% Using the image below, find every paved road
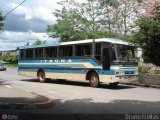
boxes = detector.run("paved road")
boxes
[0,68,160,114]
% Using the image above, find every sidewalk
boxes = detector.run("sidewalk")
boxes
[0,84,54,109]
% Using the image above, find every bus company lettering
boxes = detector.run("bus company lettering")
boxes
[41,59,72,63]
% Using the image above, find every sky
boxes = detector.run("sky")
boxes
[0,0,61,51]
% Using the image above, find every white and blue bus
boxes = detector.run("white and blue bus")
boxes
[18,38,138,87]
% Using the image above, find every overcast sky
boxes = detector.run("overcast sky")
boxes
[0,0,61,51]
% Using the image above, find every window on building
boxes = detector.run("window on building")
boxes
[58,46,73,57]
[26,49,33,59]
[75,44,92,57]
[45,47,57,58]
[20,49,25,59]
[35,48,43,58]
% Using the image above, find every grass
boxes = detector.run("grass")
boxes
[5,63,18,69]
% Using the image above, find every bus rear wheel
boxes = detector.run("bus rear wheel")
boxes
[89,73,99,87]
[38,71,47,83]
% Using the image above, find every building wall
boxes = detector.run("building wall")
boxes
[0,50,17,56]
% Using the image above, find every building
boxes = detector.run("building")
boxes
[0,50,17,56]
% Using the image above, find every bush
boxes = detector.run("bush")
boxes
[132,73,160,86]
[154,70,160,74]
[138,66,150,73]
[0,55,18,63]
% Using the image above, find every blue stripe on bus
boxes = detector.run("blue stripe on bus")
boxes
[19,64,85,68]
[18,59,137,68]
[18,59,101,67]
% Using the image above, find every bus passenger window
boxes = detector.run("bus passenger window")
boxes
[95,43,101,61]
[75,44,91,57]
[20,49,25,59]
[35,48,43,59]
[26,49,33,59]
[58,46,73,57]
[45,47,57,58]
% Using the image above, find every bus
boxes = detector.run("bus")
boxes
[18,38,138,87]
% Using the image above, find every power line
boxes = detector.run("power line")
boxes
[4,0,27,17]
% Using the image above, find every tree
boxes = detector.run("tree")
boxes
[114,0,144,37]
[99,0,119,36]
[0,11,4,31]
[133,0,160,66]
[0,54,18,63]
[48,5,87,42]
[33,39,46,45]
[47,0,145,42]
[47,0,119,42]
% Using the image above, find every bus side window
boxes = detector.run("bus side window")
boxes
[58,46,73,57]
[35,48,43,59]
[26,49,33,59]
[45,47,57,58]
[75,44,91,57]
[20,49,25,59]
[95,43,101,61]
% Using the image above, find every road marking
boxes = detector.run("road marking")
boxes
[5,85,13,88]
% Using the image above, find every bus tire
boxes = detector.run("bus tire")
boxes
[38,71,47,83]
[89,72,99,87]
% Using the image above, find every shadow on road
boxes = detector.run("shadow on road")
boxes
[49,98,160,114]
[20,79,136,90]
[0,98,159,120]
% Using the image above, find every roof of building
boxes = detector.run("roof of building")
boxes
[19,38,131,49]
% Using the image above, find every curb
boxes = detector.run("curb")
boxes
[0,96,54,109]
[0,85,54,109]
[120,82,160,89]
[34,97,54,109]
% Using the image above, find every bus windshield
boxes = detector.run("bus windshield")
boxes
[112,44,136,63]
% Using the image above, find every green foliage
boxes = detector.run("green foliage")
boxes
[0,54,18,63]
[33,39,46,45]
[132,73,160,86]
[5,63,18,69]
[138,66,150,73]
[0,11,4,31]
[47,0,105,41]
[154,70,160,74]
[133,15,160,66]
[47,0,140,42]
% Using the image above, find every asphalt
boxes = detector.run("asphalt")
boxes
[0,81,54,109]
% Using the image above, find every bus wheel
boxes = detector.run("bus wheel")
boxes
[38,71,46,83]
[89,73,99,87]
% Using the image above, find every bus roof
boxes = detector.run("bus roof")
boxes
[19,38,131,49]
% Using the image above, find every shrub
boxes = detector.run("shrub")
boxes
[0,55,18,63]
[138,66,150,73]
[154,70,160,74]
